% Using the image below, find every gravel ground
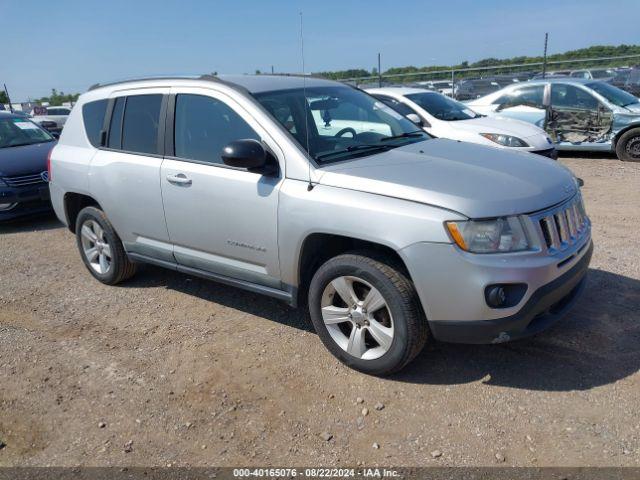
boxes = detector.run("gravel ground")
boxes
[0,154,639,467]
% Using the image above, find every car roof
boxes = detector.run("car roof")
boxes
[366,87,437,96]
[87,74,342,95]
[510,77,598,87]
[0,111,24,119]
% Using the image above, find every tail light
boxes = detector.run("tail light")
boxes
[46,148,53,182]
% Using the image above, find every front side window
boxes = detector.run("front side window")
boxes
[406,92,479,121]
[82,99,108,147]
[551,84,599,110]
[174,94,259,165]
[494,85,545,109]
[121,94,162,154]
[0,117,53,148]
[253,85,427,163]
[586,82,639,108]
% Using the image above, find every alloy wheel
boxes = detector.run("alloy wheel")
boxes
[80,219,112,274]
[320,275,394,360]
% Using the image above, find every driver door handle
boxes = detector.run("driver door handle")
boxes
[166,173,192,186]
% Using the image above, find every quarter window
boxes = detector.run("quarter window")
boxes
[174,94,259,165]
[82,99,108,148]
[121,94,163,155]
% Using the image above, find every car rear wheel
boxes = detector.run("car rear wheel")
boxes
[615,128,640,162]
[308,252,428,376]
[75,206,137,285]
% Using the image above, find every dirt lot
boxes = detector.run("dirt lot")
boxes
[1,154,639,468]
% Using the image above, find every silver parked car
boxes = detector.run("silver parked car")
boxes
[49,75,592,375]
[467,78,640,161]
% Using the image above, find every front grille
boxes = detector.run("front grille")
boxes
[1,172,46,187]
[534,194,589,253]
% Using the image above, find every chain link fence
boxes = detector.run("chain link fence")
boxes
[339,54,640,100]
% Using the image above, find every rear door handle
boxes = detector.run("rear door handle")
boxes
[166,173,192,186]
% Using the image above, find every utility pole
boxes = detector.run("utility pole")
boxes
[378,52,382,87]
[271,65,274,74]
[3,84,14,112]
[542,32,549,79]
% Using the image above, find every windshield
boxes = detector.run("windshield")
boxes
[253,85,428,163]
[587,82,639,107]
[405,92,480,121]
[0,117,54,148]
[591,70,612,79]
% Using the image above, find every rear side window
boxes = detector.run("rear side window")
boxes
[494,85,545,109]
[121,94,162,155]
[108,97,125,149]
[373,95,417,117]
[82,99,108,147]
[174,94,259,165]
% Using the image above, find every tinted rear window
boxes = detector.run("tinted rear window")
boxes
[108,97,125,149]
[121,94,162,155]
[82,99,108,147]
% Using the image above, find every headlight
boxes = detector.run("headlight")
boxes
[480,133,529,147]
[445,217,530,253]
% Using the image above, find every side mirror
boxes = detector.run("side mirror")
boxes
[51,132,60,140]
[221,139,276,174]
[405,113,423,126]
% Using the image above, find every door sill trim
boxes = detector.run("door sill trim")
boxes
[127,252,295,305]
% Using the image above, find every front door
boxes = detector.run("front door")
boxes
[547,83,613,144]
[160,88,283,288]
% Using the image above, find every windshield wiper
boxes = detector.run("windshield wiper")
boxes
[315,144,394,160]
[380,130,425,142]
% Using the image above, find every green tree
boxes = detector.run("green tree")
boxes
[0,91,8,104]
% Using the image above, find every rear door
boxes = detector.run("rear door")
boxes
[547,83,613,144]
[160,87,283,288]
[491,84,547,127]
[89,89,173,262]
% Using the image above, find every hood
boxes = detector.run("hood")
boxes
[0,141,55,177]
[317,139,576,218]
[453,116,546,139]
[622,102,640,114]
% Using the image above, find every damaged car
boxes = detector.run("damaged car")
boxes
[466,78,640,161]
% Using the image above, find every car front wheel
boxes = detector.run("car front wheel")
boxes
[308,252,428,376]
[615,127,640,162]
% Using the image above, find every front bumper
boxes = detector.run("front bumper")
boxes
[428,241,592,344]
[0,184,52,221]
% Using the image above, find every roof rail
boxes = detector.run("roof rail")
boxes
[88,74,217,91]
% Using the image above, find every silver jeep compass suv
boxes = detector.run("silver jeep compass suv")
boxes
[49,75,592,375]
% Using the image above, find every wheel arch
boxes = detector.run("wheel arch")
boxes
[612,122,640,147]
[63,192,103,233]
[295,232,412,308]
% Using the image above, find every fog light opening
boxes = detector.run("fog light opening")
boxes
[484,283,528,309]
[487,286,506,308]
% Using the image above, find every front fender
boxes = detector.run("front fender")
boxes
[277,178,462,286]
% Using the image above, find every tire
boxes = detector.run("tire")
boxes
[75,206,137,285]
[308,252,428,376]
[615,127,640,162]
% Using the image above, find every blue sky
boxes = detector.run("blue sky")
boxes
[3,0,639,100]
